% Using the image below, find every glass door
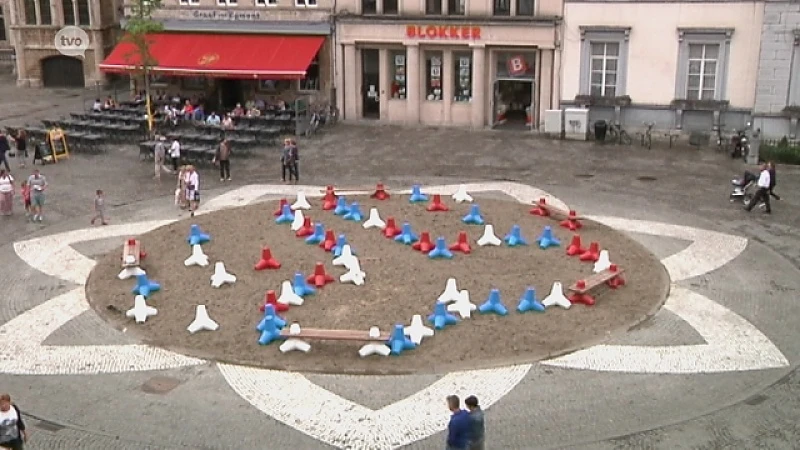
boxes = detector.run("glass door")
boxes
[361,49,380,119]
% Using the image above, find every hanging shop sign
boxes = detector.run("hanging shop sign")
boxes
[406,25,482,40]
[506,55,528,76]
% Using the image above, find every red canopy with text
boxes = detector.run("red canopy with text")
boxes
[99,33,325,80]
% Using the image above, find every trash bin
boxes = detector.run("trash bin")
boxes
[594,120,608,142]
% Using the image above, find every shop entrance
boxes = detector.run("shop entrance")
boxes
[216,79,244,110]
[493,79,534,130]
[361,49,380,119]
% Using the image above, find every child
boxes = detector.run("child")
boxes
[90,189,108,225]
[20,180,31,219]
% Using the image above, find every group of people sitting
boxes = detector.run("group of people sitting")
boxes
[91,96,118,112]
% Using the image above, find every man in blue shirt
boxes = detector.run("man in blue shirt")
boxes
[446,395,471,450]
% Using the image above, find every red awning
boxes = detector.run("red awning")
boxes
[99,33,325,80]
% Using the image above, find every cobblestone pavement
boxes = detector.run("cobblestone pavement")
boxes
[1,85,800,449]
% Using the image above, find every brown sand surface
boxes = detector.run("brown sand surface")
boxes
[87,192,669,375]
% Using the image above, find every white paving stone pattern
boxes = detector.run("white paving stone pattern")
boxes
[4,182,790,449]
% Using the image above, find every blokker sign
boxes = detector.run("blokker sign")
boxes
[406,25,482,40]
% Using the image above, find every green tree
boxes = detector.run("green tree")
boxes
[122,0,163,134]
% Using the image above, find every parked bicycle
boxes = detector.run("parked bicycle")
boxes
[607,123,632,145]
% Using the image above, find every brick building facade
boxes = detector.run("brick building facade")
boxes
[8,0,120,87]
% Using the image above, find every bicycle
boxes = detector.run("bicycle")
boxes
[607,122,632,145]
[639,122,654,149]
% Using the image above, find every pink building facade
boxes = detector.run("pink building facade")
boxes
[334,0,563,129]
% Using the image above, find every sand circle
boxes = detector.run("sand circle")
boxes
[87,190,669,375]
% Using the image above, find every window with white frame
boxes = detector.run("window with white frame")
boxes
[675,29,732,102]
[296,0,317,7]
[589,42,619,97]
[579,27,629,98]
[24,0,53,25]
[178,0,200,5]
[256,0,278,5]
[686,44,718,100]
[217,0,237,5]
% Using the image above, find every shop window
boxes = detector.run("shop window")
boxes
[453,52,472,102]
[448,0,464,15]
[38,0,52,24]
[516,0,533,16]
[383,0,398,14]
[149,74,169,88]
[217,0,238,5]
[425,52,443,101]
[493,0,510,16]
[426,0,442,15]
[361,0,376,13]
[258,79,292,92]
[255,0,278,5]
[391,50,406,100]
[300,56,320,91]
[181,77,206,91]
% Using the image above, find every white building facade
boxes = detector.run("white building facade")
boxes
[560,0,765,135]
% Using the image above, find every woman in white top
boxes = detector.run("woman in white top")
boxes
[183,165,200,216]
[0,169,14,216]
[169,139,181,172]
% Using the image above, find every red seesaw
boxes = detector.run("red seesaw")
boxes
[530,197,583,231]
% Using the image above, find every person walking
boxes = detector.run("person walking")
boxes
[290,139,300,183]
[464,396,485,450]
[0,169,14,216]
[27,169,47,222]
[184,165,200,217]
[0,132,10,172]
[90,189,108,225]
[744,162,771,214]
[214,138,232,182]
[445,395,471,450]
[169,138,181,172]
[0,393,28,450]
[13,129,27,169]
[281,139,297,183]
[154,136,168,179]
[768,161,780,201]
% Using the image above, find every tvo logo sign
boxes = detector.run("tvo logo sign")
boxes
[54,26,90,58]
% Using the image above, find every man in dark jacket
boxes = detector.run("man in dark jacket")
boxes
[0,133,10,172]
[465,396,485,450]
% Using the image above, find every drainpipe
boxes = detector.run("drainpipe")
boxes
[329,1,337,109]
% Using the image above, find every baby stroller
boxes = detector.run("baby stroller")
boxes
[730,171,756,204]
